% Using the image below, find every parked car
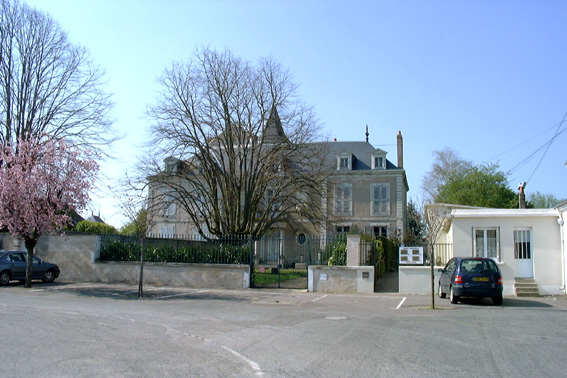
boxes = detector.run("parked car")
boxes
[0,250,60,286]
[438,257,503,305]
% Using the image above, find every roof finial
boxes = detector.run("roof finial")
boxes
[365,124,369,142]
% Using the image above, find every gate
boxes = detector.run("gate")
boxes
[250,235,324,289]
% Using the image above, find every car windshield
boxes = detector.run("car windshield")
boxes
[460,259,499,273]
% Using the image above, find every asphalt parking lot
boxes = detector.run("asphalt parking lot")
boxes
[2,282,567,377]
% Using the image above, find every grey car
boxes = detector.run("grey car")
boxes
[0,250,60,285]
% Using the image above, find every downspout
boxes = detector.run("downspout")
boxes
[558,216,565,293]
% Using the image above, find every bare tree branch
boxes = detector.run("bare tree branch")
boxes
[145,48,326,238]
[0,0,115,152]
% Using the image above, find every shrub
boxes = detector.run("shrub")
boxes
[75,220,117,234]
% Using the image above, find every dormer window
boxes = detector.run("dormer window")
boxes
[374,157,384,169]
[371,150,387,170]
[164,157,179,174]
[337,153,353,170]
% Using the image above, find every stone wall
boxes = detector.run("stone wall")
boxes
[0,233,250,289]
[308,265,374,293]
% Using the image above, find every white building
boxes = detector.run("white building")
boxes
[433,205,565,296]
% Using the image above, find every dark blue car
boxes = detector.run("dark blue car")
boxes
[0,250,60,286]
[438,257,503,305]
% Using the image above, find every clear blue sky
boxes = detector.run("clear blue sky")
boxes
[25,0,567,227]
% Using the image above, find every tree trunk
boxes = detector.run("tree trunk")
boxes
[138,237,145,297]
[430,245,435,309]
[24,237,38,288]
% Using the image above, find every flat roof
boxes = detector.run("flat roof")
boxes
[451,208,558,218]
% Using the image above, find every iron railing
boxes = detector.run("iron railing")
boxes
[98,233,343,266]
[99,234,251,264]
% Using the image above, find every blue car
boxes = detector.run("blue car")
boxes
[0,250,60,286]
[438,257,503,305]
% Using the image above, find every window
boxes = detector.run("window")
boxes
[266,189,281,214]
[375,157,384,169]
[161,188,176,217]
[159,225,175,237]
[514,229,532,259]
[336,225,350,234]
[474,228,499,260]
[335,184,352,215]
[371,151,387,169]
[373,226,388,238]
[337,154,352,170]
[371,184,390,216]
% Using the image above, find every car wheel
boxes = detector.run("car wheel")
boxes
[42,269,56,283]
[492,296,503,306]
[450,286,459,304]
[438,283,446,298]
[0,270,11,286]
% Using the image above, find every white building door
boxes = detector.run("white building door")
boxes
[514,229,533,278]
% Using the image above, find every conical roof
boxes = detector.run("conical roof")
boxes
[262,106,288,144]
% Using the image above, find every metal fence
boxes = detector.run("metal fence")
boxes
[99,234,251,264]
[98,233,345,266]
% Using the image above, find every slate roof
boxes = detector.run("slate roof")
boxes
[313,141,400,171]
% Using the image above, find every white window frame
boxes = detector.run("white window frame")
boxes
[266,188,281,214]
[473,227,500,261]
[161,188,176,217]
[159,225,176,238]
[371,155,386,170]
[336,155,352,170]
[371,184,390,216]
[334,183,352,216]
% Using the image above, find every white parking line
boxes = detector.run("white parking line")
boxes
[221,346,264,375]
[312,294,328,302]
[396,297,407,310]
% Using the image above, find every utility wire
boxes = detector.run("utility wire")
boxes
[506,112,567,177]
[524,111,567,185]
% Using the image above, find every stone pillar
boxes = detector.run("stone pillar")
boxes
[346,234,360,266]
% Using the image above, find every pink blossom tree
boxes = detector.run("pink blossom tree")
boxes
[0,136,98,287]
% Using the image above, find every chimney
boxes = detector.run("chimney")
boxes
[397,131,404,169]
[518,182,527,209]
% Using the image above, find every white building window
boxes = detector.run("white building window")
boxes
[372,156,386,169]
[474,228,499,261]
[371,184,390,216]
[161,188,176,217]
[371,150,387,170]
[266,188,281,214]
[159,225,176,238]
[335,184,352,215]
[337,154,352,170]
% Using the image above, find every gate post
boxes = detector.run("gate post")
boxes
[346,234,361,266]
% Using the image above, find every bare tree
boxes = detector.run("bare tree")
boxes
[115,176,159,298]
[0,0,114,151]
[421,148,472,202]
[424,203,451,309]
[145,48,326,238]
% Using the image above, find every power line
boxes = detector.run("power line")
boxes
[506,112,567,177]
[525,111,567,185]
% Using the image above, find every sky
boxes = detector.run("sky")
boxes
[24,0,567,228]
